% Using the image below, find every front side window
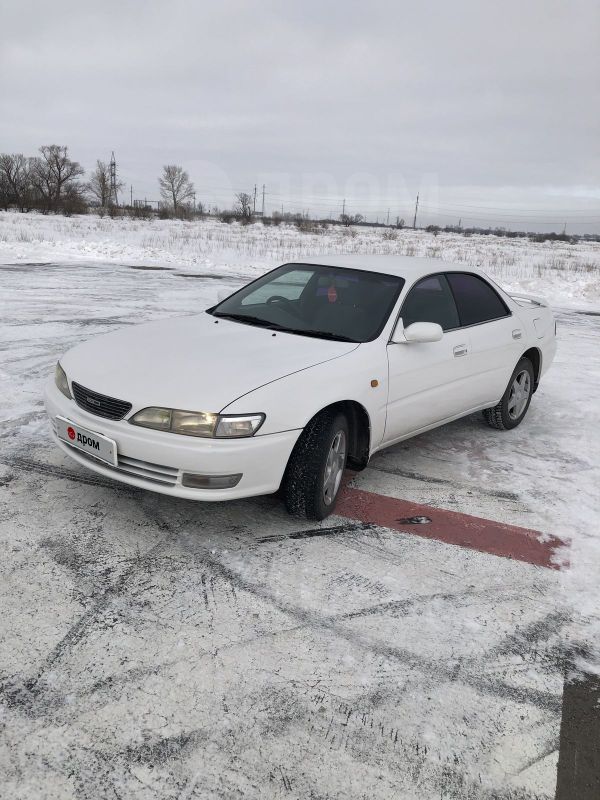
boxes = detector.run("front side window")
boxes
[211,263,405,343]
[400,274,460,331]
[446,272,510,326]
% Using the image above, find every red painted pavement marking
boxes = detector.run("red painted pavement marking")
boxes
[336,483,567,570]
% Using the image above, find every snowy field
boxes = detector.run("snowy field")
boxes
[1,210,599,309]
[1,213,600,798]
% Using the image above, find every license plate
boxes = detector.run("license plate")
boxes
[55,416,117,466]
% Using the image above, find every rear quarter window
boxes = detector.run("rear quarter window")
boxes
[446,272,510,326]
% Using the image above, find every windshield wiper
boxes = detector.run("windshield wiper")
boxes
[274,328,359,343]
[212,313,358,342]
[212,312,284,330]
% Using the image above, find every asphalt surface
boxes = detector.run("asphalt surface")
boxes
[1,261,598,799]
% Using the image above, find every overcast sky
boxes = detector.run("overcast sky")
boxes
[1,0,598,230]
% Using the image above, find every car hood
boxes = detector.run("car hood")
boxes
[61,313,358,413]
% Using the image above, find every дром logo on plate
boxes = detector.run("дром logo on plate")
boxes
[67,426,76,440]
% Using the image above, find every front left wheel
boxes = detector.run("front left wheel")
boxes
[282,410,348,520]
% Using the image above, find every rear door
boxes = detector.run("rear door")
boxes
[445,272,522,406]
[384,274,473,443]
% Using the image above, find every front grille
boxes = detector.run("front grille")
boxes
[72,381,132,420]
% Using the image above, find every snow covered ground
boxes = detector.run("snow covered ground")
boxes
[1,213,599,798]
[1,211,599,309]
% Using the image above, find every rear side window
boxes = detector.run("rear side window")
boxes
[400,274,460,331]
[446,272,510,326]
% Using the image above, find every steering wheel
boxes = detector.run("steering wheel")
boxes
[266,295,293,306]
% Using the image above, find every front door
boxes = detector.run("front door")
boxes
[383,274,473,443]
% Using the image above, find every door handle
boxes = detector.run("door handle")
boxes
[453,344,468,357]
[512,329,523,340]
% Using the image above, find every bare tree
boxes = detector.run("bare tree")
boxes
[88,160,123,208]
[340,213,364,227]
[234,192,253,220]
[0,153,35,211]
[31,145,84,212]
[0,168,10,211]
[60,182,88,216]
[158,165,195,211]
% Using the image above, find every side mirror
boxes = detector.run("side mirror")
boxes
[392,321,443,344]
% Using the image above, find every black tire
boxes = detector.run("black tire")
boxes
[282,410,349,520]
[483,357,535,430]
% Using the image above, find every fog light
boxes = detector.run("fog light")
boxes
[181,472,242,489]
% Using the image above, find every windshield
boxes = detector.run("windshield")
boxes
[209,263,405,343]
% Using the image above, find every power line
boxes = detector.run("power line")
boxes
[263,192,597,220]
[264,198,597,226]
[261,187,600,214]
[410,199,600,213]
[135,177,597,228]
[196,193,598,225]
[417,202,599,220]
[146,180,598,221]
[136,175,598,216]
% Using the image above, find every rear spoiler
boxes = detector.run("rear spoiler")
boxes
[509,292,548,308]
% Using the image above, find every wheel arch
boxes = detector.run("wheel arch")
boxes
[521,347,542,391]
[305,400,371,471]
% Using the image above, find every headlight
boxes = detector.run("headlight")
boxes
[172,410,218,437]
[55,362,72,399]
[129,408,264,438]
[128,407,172,431]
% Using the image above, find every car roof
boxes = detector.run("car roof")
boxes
[296,254,486,282]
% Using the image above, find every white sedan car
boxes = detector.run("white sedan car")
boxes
[45,255,556,519]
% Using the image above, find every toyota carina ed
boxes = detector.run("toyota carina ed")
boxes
[45,255,557,519]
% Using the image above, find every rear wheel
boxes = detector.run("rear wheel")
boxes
[483,357,534,430]
[282,410,348,520]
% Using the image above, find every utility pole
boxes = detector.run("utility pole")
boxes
[262,184,265,216]
[109,151,119,206]
[412,192,419,229]
[130,185,133,206]
[386,208,390,226]
[342,198,346,217]
[253,184,257,214]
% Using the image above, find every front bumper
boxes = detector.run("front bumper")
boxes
[44,379,301,501]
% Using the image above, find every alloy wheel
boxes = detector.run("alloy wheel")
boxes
[322,429,347,506]
[507,369,531,420]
